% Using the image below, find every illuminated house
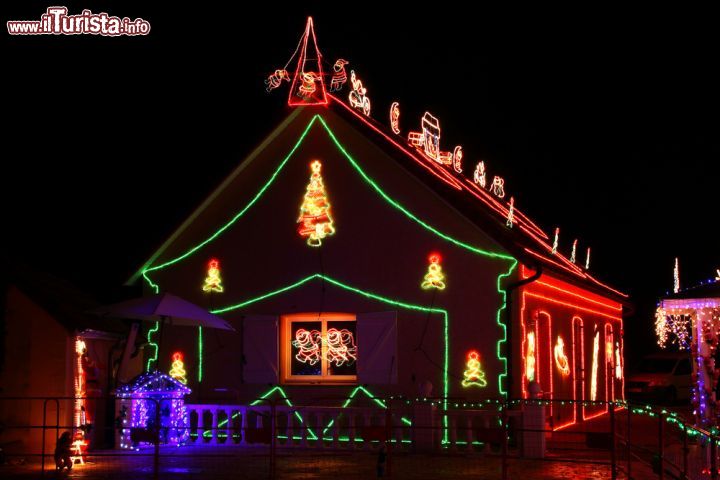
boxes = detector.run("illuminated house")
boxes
[0,261,131,453]
[655,279,720,426]
[129,18,627,431]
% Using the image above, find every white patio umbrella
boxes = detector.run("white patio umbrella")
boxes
[92,292,234,372]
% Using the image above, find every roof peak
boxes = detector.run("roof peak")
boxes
[265,17,329,106]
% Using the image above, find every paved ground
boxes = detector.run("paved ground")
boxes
[0,408,708,479]
[0,445,659,479]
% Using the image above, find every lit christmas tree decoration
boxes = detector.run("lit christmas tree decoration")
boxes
[590,327,599,401]
[202,258,224,293]
[506,197,514,228]
[461,350,487,387]
[169,352,188,385]
[585,247,591,270]
[526,331,536,382]
[570,239,578,263]
[551,227,560,255]
[674,257,680,293]
[553,336,570,376]
[473,161,486,188]
[390,101,400,134]
[297,160,336,247]
[329,59,348,92]
[421,253,446,290]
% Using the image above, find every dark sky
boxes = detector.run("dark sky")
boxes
[3,3,719,362]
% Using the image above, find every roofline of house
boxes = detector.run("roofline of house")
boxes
[128,98,628,305]
[126,107,305,286]
[325,96,629,304]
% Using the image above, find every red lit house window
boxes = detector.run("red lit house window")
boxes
[280,313,357,384]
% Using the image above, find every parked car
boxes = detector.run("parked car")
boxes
[626,353,692,404]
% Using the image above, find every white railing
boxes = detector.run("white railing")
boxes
[184,403,518,451]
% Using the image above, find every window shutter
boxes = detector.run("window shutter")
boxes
[357,311,397,384]
[242,315,279,384]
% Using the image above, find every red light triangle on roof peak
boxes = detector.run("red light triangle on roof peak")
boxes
[288,17,328,107]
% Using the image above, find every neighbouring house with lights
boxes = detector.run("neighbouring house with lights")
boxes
[128,17,628,435]
[655,278,720,427]
[0,261,136,454]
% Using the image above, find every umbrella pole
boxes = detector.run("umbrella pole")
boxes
[156,315,167,372]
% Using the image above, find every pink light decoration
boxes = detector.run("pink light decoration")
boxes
[489,176,505,198]
[408,112,454,166]
[473,161,486,188]
[330,59,349,92]
[452,146,463,173]
[551,227,560,255]
[507,197,515,228]
[298,72,320,97]
[585,247,591,270]
[330,93,465,190]
[390,101,400,134]
[265,69,290,92]
[421,112,441,161]
[348,70,371,116]
[554,336,570,376]
[526,331,536,382]
[292,328,322,365]
[674,257,680,293]
[325,328,358,367]
[590,326,600,401]
[570,239,578,264]
[287,17,328,106]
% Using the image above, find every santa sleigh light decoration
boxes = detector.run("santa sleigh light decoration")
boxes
[408,112,462,168]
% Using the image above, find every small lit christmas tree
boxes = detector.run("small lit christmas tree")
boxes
[202,258,224,293]
[169,352,187,384]
[297,160,335,247]
[461,351,487,387]
[421,253,446,290]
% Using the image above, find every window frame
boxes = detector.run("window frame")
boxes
[280,312,358,385]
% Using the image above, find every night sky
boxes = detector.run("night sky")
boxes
[3,4,719,364]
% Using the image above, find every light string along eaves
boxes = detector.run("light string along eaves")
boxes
[142,115,515,293]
